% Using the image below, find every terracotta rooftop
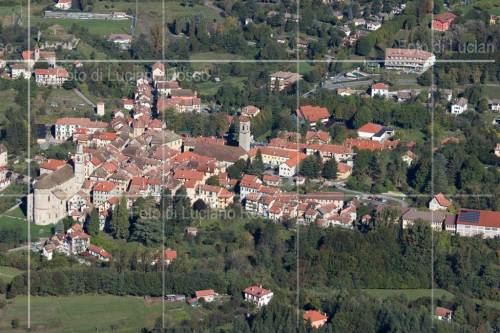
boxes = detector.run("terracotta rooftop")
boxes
[297,105,330,123]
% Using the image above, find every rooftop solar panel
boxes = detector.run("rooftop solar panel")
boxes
[459,211,480,223]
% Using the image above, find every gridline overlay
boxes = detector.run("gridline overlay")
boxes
[17,0,497,330]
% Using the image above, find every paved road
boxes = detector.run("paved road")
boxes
[73,89,96,108]
[327,182,409,208]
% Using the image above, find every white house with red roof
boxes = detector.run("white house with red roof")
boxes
[279,153,307,177]
[195,289,217,302]
[435,307,453,321]
[88,244,112,262]
[429,193,451,211]
[371,82,389,98]
[244,285,274,308]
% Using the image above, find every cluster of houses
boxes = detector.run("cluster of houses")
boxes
[377,193,500,238]
[3,48,69,86]
[40,223,111,261]
[152,63,202,113]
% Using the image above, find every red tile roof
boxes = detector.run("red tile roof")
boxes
[433,12,456,23]
[372,82,388,90]
[434,193,451,207]
[297,105,330,123]
[244,285,273,298]
[34,67,69,78]
[40,159,66,171]
[357,122,383,134]
[164,249,177,261]
[93,181,116,192]
[195,289,215,298]
[457,209,500,228]
[88,244,112,259]
[435,307,453,317]
[303,310,328,324]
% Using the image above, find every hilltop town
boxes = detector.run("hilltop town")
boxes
[0,0,498,332]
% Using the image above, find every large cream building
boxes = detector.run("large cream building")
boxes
[30,145,85,225]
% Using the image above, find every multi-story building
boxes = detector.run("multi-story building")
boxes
[34,67,69,86]
[55,117,108,141]
[455,209,500,238]
[385,48,436,73]
[244,285,274,308]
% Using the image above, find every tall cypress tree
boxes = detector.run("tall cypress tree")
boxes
[111,197,130,239]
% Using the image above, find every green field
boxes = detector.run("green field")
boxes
[31,17,131,37]
[0,214,53,241]
[0,295,194,333]
[0,266,23,283]
[362,289,455,301]
[91,1,222,22]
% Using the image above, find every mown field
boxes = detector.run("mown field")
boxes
[0,209,52,241]
[0,295,194,333]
